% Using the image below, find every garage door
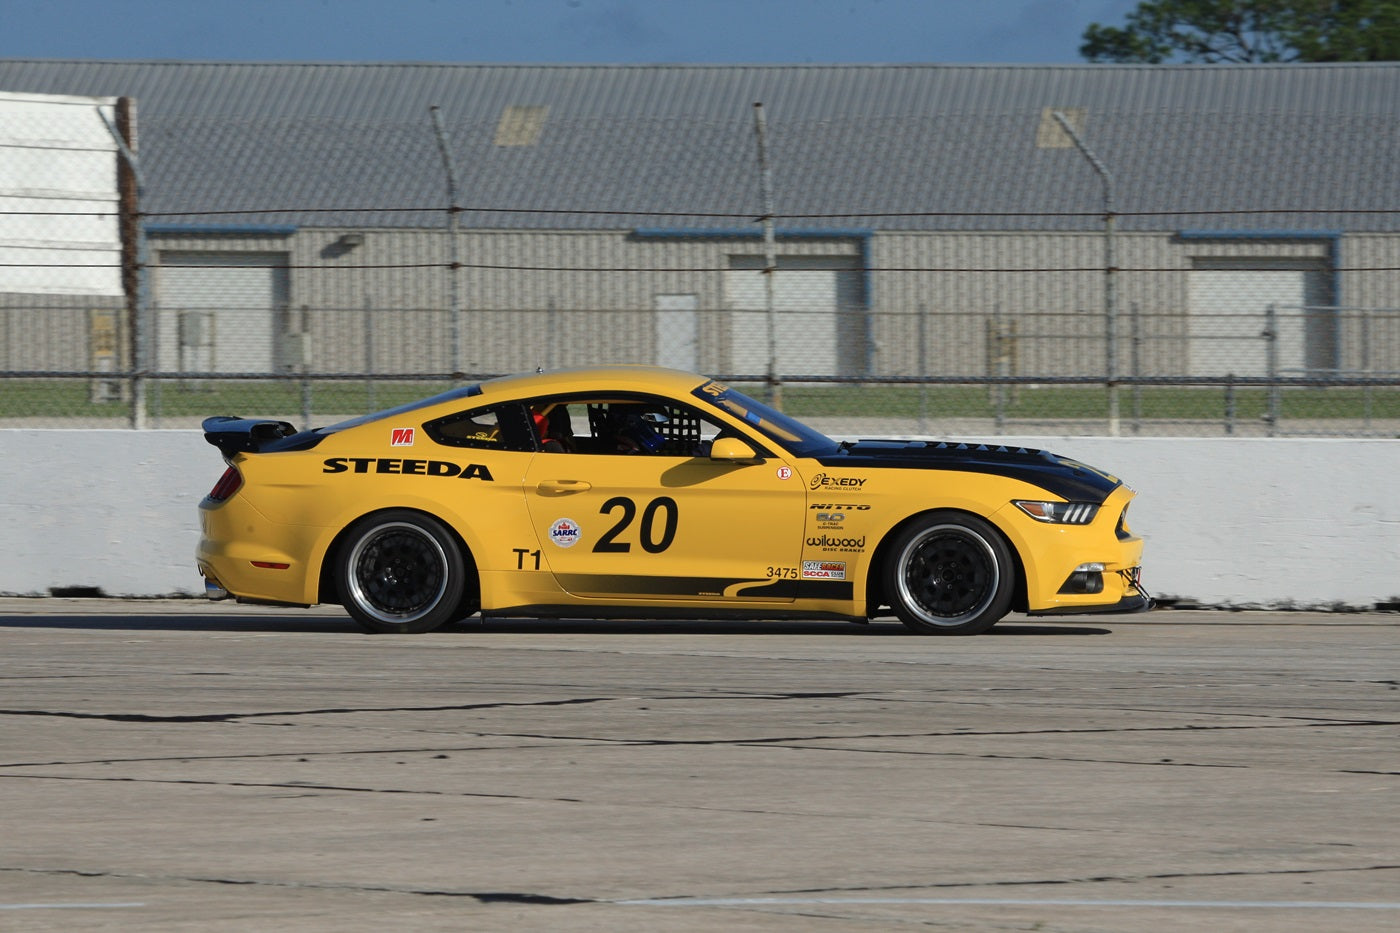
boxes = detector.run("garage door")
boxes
[725,255,863,377]
[1188,260,1332,377]
[157,251,289,374]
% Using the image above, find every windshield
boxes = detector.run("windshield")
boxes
[693,381,838,458]
[319,384,483,434]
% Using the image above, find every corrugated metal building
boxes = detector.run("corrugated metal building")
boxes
[1,60,1398,380]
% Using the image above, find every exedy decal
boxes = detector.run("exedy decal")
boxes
[808,473,868,491]
[323,457,494,480]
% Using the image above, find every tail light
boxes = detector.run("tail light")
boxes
[206,466,243,502]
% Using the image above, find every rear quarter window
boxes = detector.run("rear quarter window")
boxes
[425,404,533,451]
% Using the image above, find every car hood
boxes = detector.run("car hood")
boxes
[814,439,1124,503]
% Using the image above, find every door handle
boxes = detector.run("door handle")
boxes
[536,479,592,495]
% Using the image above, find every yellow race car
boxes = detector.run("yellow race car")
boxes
[198,366,1149,635]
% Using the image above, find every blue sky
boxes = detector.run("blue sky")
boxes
[4,0,1140,64]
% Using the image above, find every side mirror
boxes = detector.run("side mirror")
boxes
[709,437,759,462]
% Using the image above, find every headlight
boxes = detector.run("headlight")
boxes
[1013,500,1099,525]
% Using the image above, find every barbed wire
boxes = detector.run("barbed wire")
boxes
[5,205,1400,219]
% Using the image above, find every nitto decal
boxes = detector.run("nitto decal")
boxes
[322,458,494,480]
[390,427,415,447]
[809,503,871,511]
[549,518,582,548]
[806,534,866,552]
[801,560,846,580]
[808,473,868,491]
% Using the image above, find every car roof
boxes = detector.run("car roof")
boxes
[474,365,711,401]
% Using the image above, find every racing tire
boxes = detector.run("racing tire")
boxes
[336,510,468,634]
[884,511,1014,635]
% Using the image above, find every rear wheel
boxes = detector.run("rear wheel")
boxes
[336,511,467,634]
[884,512,1013,635]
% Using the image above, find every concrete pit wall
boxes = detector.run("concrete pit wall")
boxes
[1,430,1396,610]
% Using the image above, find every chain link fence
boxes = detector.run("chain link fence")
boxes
[3,96,1399,437]
[5,299,1398,437]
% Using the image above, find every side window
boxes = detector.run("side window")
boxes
[527,394,743,457]
[426,404,533,451]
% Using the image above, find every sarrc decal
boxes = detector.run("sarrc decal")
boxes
[322,457,494,480]
[549,518,582,548]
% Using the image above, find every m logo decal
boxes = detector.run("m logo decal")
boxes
[390,428,415,447]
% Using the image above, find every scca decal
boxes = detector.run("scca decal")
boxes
[322,457,494,480]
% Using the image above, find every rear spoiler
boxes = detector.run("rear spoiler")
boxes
[202,416,298,458]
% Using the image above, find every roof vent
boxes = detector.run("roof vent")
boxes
[1036,107,1086,149]
[494,105,548,147]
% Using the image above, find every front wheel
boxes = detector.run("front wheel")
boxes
[336,511,468,634]
[883,512,1014,635]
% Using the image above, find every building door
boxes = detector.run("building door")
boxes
[1188,260,1332,377]
[157,251,289,374]
[725,255,863,377]
[655,293,698,371]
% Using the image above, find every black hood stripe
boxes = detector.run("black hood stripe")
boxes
[816,442,1121,503]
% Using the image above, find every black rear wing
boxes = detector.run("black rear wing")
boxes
[202,416,299,458]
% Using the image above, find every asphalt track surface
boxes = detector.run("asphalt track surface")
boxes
[1,598,1397,932]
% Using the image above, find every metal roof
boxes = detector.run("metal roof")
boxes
[2,60,1397,232]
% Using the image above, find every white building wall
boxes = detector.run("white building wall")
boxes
[0,91,123,297]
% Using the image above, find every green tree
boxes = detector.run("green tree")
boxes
[1080,0,1400,63]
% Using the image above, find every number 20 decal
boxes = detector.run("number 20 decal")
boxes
[593,496,679,554]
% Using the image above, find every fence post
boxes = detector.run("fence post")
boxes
[1361,307,1373,430]
[98,99,149,429]
[364,294,376,411]
[752,102,781,409]
[917,303,928,434]
[429,106,464,379]
[1130,301,1142,434]
[1224,375,1235,435]
[1264,303,1279,437]
[1051,110,1118,436]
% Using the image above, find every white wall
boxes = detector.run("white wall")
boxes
[0,91,123,297]
[2,430,1396,609]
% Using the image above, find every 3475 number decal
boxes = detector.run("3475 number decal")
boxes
[593,496,678,554]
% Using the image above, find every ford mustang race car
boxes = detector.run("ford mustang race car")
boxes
[197,366,1149,635]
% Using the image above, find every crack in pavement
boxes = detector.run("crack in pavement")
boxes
[7,862,1398,909]
[0,696,618,724]
[2,717,1395,772]
[0,866,590,904]
[741,861,1400,898]
[0,691,864,725]
[0,772,587,802]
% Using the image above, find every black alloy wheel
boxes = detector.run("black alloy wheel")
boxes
[337,510,467,634]
[884,512,1014,635]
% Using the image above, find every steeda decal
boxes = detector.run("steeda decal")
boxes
[323,457,494,480]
